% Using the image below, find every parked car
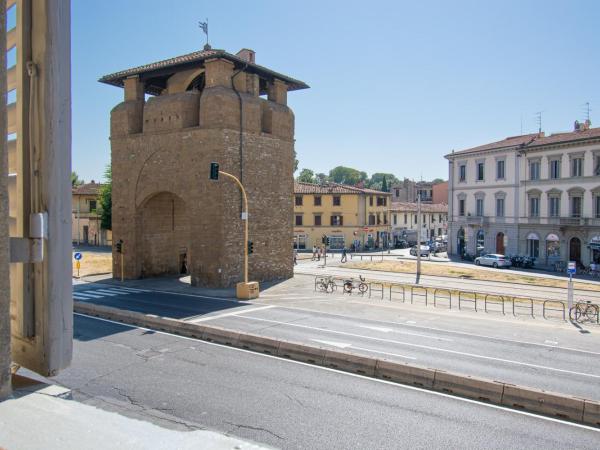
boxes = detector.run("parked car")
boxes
[409,245,430,257]
[474,254,511,268]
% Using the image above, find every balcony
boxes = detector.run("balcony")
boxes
[560,217,587,226]
[465,215,489,225]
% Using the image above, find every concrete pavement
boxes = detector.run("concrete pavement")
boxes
[54,314,600,449]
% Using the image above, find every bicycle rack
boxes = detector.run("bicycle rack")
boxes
[512,297,534,317]
[389,284,406,302]
[369,282,385,299]
[433,288,452,308]
[543,300,565,320]
[410,286,428,306]
[458,291,477,311]
[484,294,505,314]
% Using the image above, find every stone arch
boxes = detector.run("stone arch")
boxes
[137,191,191,278]
[167,67,206,94]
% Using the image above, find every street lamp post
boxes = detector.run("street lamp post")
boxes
[416,192,422,284]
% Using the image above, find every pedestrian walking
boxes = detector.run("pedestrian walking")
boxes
[317,246,321,261]
[341,247,347,263]
[312,245,317,261]
[293,249,298,265]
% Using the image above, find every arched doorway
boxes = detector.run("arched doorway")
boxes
[139,192,191,278]
[496,232,505,254]
[569,237,581,264]
[457,227,465,256]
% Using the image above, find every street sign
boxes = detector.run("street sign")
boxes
[75,261,81,270]
[567,261,576,275]
[74,252,82,261]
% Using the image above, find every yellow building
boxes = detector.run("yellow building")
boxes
[72,182,112,246]
[294,182,391,250]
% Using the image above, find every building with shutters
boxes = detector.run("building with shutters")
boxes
[293,181,391,251]
[446,123,600,268]
[388,202,448,243]
[72,181,112,246]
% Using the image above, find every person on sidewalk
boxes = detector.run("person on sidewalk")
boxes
[341,247,347,263]
[312,245,317,261]
[293,249,298,265]
[317,246,321,261]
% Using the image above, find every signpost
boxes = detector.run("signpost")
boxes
[567,261,576,311]
[74,252,82,278]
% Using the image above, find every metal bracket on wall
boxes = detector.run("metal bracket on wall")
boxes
[9,212,47,263]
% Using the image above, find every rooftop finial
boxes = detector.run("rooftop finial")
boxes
[199,18,210,50]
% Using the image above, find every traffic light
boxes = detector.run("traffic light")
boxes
[248,241,254,254]
[116,239,123,253]
[209,162,219,180]
[326,237,331,246]
[321,235,326,244]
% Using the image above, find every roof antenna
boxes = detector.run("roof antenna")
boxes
[199,18,210,50]
[535,111,542,134]
[585,102,591,123]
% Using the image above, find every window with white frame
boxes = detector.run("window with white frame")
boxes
[459,164,466,182]
[459,199,465,216]
[595,195,600,218]
[496,159,505,180]
[476,162,484,181]
[476,198,484,216]
[549,158,561,179]
[529,196,540,217]
[570,195,582,218]
[496,198,505,217]
[571,156,583,177]
[548,196,560,217]
[529,160,540,180]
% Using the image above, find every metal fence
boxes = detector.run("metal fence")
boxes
[312,274,600,323]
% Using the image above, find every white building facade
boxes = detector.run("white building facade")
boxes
[446,126,600,267]
[389,202,448,241]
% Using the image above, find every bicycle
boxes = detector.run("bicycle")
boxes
[569,301,600,323]
[343,275,368,295]
[317,276,336,293]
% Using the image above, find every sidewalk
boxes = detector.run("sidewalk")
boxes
[0,374,270,450]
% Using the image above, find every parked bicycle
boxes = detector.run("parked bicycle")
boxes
[317,276,337,293]
[343,275,368,295]
[569,300,600,323]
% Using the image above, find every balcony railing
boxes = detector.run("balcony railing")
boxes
[465,215,489,225]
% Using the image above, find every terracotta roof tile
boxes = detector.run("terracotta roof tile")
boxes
[294,181,390,195]
[99,48,309,96]
[448,127,600,158]
[72,182,103,196]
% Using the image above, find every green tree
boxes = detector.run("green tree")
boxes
[293,149,299,173]
[328,166,367,185]
[432,178,446,184]
[99,165,112,230]
[71,171,84,187]
[367,173,399,191]
[297,168,315,183]
[315,173,328,184]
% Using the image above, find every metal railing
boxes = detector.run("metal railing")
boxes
[433,288,452,308]
[411,285,428,306]
[369,282,385,299]
[543,300,565,320]
[484,294,505,314]
[458,291,477,311]
[389,284,406,302]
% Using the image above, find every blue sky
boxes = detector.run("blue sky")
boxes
[72,0,600,183]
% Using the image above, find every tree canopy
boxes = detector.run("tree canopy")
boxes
[99,165,112,230]
[297,168,315,183]
[71,171,84,187]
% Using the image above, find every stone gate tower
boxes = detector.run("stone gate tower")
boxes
[99,47,308,287]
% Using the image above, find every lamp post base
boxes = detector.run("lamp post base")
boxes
[236,281,260,300]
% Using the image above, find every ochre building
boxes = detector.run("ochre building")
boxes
[100,47,308,287]
[293,182,391,250]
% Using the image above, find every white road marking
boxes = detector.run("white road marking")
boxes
[74,312,600,433]
[271,304,600,357]
[90,289,120,296]
[112,287,151,292]
[544,340,559,345]
[237,315,600,380]
[73,292,105,299]
[189,305,277,323]
[359,324,452,341]
[312,339,416,360]
[73,294,94,300]
[100,288,134,295]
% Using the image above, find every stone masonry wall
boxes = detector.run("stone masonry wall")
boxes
[111,70,295,288]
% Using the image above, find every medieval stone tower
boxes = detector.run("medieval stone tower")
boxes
[99,47,308,287]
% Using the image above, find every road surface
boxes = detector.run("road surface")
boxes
[54,314,600,449]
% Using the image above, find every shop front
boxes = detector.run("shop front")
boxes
[545,233,561,267]
[588,235,600,264]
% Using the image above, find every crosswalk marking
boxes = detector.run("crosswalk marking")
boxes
[72,292,104,299]
[73,285,151,300]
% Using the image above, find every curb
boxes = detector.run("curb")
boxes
[74,301,600,428]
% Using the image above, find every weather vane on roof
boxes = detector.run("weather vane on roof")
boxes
[198,18,210,49]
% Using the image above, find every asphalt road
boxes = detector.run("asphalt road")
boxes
[55,314,600,449]
[73,283,600,401]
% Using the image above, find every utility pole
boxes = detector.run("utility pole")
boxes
[416,191,422,284]
[77,199,80,245]
[209,162,259,299]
